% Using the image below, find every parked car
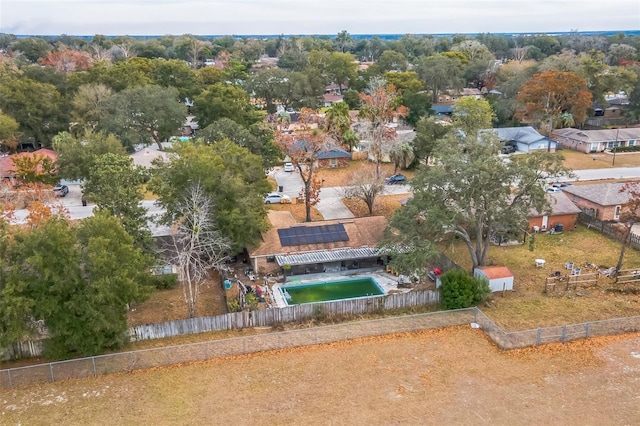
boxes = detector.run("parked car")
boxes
[53,184,69,197]
[385,174,407,185]
[546,187,561,193]
[501,145,516,154]
[283,162,294,172]
[552,182,572,188]
[264,193,291,204]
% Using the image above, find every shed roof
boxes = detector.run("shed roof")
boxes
[561,182,632,206]
[476,266,513,279]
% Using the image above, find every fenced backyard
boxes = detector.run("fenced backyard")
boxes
[3,306,640,390]
[578,212,640,250]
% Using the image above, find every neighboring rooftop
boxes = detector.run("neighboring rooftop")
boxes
[553,128,640,142]
[562,182,633,206]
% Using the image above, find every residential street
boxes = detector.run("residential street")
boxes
[5,165,640,228]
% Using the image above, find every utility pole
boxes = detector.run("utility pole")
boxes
[612,128,620,166]
[546,92,553,152]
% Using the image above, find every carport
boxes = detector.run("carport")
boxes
[275,247,384,277]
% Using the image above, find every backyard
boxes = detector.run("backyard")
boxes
[440,226,640,330]
[2,327,639,424]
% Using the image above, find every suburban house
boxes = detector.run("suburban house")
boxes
[481,126,556,153]
[247,211,388,276]
[323,93,344,107]
[436,88,483,104]
[315,146,352,168]
[430,88,483,118]
[0,148,58,183]
[181,116,199,137]
[129,143,175,169]
[529,192,582,232]
[552,128,640,153]
[561,182,637,221]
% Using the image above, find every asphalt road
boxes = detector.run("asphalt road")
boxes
[5,165,640,228]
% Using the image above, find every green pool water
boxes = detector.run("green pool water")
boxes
[281,277,384,305]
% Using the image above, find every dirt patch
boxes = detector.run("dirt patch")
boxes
[342,193,406,220]
[265,202,323,222]
[127,271,228,326]
[2,328,639,425]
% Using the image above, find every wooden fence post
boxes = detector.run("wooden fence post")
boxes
[536,328,542,346]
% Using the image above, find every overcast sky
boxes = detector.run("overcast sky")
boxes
[1,0,639,36]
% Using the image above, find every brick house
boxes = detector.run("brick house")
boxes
[552,128,640,153]
[315,146,351,168]
[561,182,637,221]
[528,192,581,232]
[247,211,388,275]
[0,148,58,183]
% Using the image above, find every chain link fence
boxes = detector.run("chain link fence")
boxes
[2,308,640,389]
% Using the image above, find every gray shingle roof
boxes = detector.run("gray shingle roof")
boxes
[316,147,351,159]
[481,126,548,145]
[553,128,640,143]
[562,182,632,206]
[530,192,582,216]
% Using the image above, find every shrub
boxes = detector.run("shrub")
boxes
[612,145,640,153]
[148,273,178,289]
[440,268,491,309]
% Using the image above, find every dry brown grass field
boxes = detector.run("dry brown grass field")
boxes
[2,327,640,425]
[440,226,640,330]
[560,149,640,170]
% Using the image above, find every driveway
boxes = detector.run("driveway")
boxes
[272,167,411,220]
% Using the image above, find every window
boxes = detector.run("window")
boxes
[330,158,338,168]
[614,205,622,220]
[629,140,636,147]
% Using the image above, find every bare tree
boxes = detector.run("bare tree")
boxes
[171,183,232,318]
[342,166,386,216]
[616,182,640,272]
[276,108,332,222]
[358,78,407,178]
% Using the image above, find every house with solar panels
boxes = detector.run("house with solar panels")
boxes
[247,210,388,277]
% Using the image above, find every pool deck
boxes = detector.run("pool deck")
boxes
[271,270,412,308]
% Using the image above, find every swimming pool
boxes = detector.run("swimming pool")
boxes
[280,276,385,305]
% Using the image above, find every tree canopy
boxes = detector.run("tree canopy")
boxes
[149,141,271,251]
[1,213,152,358]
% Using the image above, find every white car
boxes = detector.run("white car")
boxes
[264,193,291,204]
[283,162,294,172]
[546,187,562,193]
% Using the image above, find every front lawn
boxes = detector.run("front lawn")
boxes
[561,149,640,170]
[314,160,415,187]
[440,226,640,330]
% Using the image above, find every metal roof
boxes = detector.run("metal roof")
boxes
[276,247,381,266]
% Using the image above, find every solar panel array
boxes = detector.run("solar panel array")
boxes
[278,223,349,246]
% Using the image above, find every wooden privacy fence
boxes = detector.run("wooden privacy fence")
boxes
[2,290,441,359]
[128,290,441,342]
[4,308,640,390]
[578,212,640,250]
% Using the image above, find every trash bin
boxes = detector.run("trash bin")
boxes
[81,198,87,207]
[555,223,564,233]
[278,185,283,192]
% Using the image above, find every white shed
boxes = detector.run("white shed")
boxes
[474,266,514,292]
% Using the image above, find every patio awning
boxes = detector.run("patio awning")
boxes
[275,247,381,266]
